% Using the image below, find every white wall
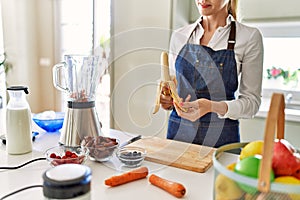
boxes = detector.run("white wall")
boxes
[110,0,192,137]
[0,0,194,122]
[239,0,300,22]
[111,0,172,137]
[1,0,56,113]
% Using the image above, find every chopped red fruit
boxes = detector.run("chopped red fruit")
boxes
[65,151,73,157]
[71,154,78,158]
[50,153,57,158]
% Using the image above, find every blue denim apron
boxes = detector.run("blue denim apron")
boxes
[167,22,240,148]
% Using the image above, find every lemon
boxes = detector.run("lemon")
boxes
[275,176,300,200]
[240,140,264,160]
[275,176,300,184]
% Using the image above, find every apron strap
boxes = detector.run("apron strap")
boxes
[227,21,236,50]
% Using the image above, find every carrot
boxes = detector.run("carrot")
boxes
[105,166,149,187]
[149,174,186,198]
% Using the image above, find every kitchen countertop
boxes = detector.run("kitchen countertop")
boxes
[0,128,237,200]
[257,94,300,122]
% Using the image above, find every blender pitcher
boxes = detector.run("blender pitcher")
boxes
[53,55,103,146]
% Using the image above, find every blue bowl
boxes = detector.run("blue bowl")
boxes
[33,112,65,132]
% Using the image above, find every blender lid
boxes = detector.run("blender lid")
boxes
[42,164,92,199]
[7,86,29,94]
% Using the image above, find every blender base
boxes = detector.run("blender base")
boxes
[59,105,102,147]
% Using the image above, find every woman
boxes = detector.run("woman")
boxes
[160,0,263,148]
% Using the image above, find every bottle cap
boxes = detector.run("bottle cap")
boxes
[7,86,29,94]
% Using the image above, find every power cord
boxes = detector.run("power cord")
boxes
[0,157,46,170]
[0,158,46,199]
[1,132,39,145]
[0,185,43,200]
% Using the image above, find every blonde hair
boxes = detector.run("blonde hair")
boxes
[228,0,238,19]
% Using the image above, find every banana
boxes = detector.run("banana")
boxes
[153,52,187,114]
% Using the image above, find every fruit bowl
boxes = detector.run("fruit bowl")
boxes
[116,146,146,167]
[214,94,300,199]
[81,136,119,162]
[213,142,300,199]
[45,146,89,167]
[32,111,65,132]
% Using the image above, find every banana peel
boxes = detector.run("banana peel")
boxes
[153,52,187,114]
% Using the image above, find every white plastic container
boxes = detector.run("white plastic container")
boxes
[6,86,32,154]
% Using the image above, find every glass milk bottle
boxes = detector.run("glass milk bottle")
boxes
[0,64,6,135]
[6,86,32,154]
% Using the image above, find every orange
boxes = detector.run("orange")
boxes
[226,162,236,171]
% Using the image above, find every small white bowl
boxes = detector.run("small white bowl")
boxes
[116,146,146,168]
[45,146,89,167]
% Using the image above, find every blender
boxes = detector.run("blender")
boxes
[53,55,103,147]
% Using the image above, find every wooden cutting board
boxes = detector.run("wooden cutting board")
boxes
[128,137,215,173]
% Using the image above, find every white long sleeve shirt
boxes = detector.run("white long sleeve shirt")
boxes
[169,16,264,120]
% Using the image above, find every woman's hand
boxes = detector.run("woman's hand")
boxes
[174,97,212,122]
[174,97,229,121]
[160,85,174,110]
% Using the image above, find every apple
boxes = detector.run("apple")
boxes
[272,139,300,177]
[234,155,275,194]
[292,169,300,179]
[292,153,300,179]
